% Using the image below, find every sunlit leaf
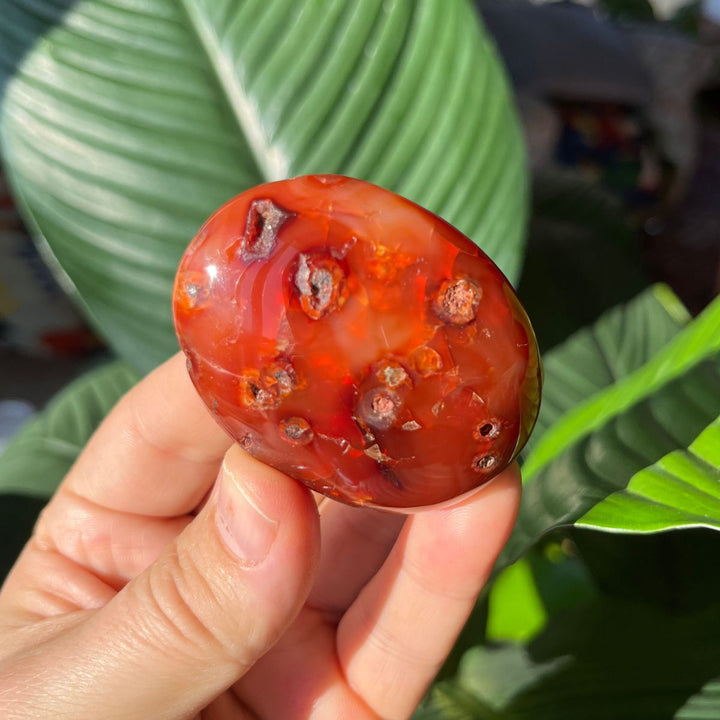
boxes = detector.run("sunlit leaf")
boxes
[578,415,720,533]
[485,558,547,644]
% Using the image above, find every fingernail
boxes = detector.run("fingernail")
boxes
[215,460,279,565]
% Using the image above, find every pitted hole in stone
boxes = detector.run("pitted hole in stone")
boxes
[251,387,277,410]
[410,346,443,377]
[473,421,501,441]
[377,361,410,389]
[241,198,293,262]
[237,358,300,412]
[238,370,280,411]
[295,253,348,319]
[279,417,314,446]
[177,272,210,311]
[373,393,395,416]
[357,387,400,430]
[263,357,299,399]
[433,278,481,325]
[273,368,293,394]
[471,454,497,473]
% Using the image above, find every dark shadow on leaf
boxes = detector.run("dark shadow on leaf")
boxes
[518,168,649,352]
[508,598,720,720]
[572,527,720,614]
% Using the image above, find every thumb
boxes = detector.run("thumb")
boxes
[27,446,319,719]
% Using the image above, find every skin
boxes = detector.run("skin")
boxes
[0,353,521,720]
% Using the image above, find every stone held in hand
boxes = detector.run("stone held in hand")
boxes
[174,175,541,510]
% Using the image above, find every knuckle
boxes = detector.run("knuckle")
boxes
[138,544,253,668]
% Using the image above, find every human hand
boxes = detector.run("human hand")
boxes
[0,353,520,719]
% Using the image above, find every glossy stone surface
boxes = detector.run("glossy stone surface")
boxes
[173,175,541,510]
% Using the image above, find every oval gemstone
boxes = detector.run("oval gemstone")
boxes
[174,175,541,510]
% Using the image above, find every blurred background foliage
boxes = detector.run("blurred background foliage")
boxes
[0,0,719,717]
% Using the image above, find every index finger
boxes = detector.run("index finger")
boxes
[64,353,233,517]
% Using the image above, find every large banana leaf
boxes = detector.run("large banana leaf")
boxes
[503,291,720,564]
[0,0,527,372]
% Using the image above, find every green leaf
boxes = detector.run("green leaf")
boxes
[457,645,572,713]
[439,599,720,720]
[570,527,720,613]
[525,290,716,478]
[578,416,720,533]
[483,535,598,646]
[518,169,650,352]
[676,679,720,720]
[485,558,547,644]
[0,0,527,372]
[503,293,720,564]
[527,284,689,453]
[415,684,501,720]
[0,360,138,498]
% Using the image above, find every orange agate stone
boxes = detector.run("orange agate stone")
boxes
[174,175,540,510]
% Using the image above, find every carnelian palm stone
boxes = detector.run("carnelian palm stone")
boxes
[173,175,541,510]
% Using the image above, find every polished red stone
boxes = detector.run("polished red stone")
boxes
[173,175,541,510]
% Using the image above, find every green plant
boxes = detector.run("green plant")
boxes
[1,1,718,717]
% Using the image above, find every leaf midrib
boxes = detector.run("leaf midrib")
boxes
[178,0,285,182]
